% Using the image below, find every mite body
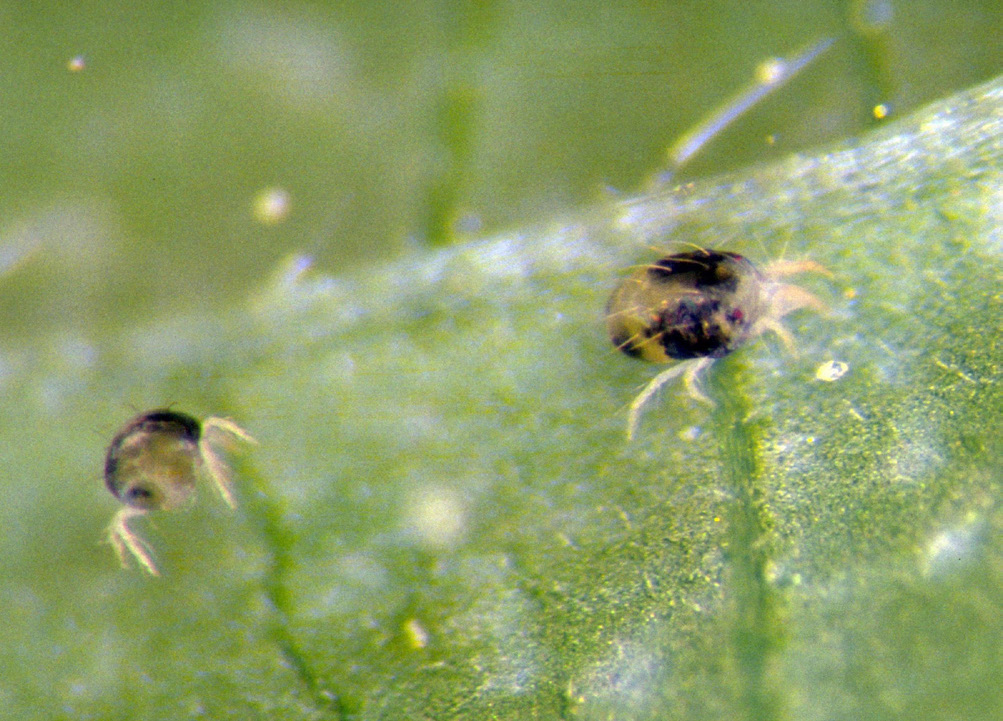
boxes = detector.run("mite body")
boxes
[103,409,255,575]
[606,248,827,439]
[607,250,765,362]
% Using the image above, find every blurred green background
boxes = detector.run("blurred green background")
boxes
[2,0,1000,339]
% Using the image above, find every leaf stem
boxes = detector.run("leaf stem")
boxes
[710,361,786,721]
[236,457,350,718]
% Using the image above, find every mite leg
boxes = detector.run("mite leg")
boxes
[627,357,713,440]
[198,418,257,509]
[106,506,159,576]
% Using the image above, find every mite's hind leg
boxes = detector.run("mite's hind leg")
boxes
[106,506,159,576]
[627,357,713,440]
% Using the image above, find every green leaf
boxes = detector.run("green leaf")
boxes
[4,73,1002,721]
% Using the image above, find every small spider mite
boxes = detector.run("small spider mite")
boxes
[103,409,255,575]
[607,249,828,439]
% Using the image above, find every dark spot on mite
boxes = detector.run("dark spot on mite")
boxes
[134,411,201,442]
[646,250,744,292]
[127,485,154,500]
[610,328,644,358]
[648,296,735,359]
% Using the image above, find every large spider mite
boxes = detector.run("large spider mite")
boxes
[103,409,256,576]
[606,249,829,439]
[606,37,836,440]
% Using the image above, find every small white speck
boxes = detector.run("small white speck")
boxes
[921,514,980,577]
[815,360,849,382]
[253,187,291,225]
[403,618,429,649]
[409,487,466,548]
[679,425,703,441]
[756,57,785,85]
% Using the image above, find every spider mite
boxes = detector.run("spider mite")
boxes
[606,249,828,439]
[103,409,255,575]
